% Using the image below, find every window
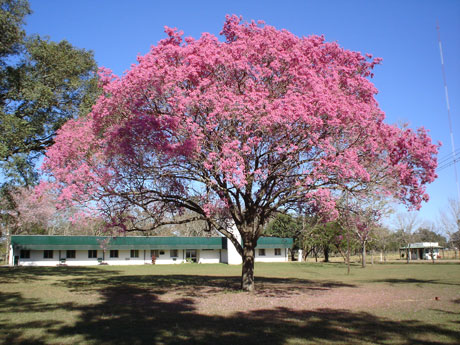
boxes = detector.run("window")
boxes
[88,250,97,258]
[160,250,165,255]
[130,249,139,258]
[20,250,30,259]
[44,250,53,259]
[186,249,197,263]
[66,250,76,259]
[258,249,265,256]
[151,250,159,257]
[170,249,178,258]
[110,250,119,258]
[275,248,281,256]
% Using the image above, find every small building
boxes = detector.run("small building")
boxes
[399,242,443,260]
[8,235,293,266]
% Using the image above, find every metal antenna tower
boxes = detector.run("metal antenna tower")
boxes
[436,21,460,200]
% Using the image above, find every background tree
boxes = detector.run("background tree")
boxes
[1,186,104,262]
[0,0,99,187]
[308,221,344,262]
[158,210,221,237]
[394,212,419,263]
[266,215,346,262]
[265,213,303,260]
[349,208,379,268]
[0,0,29,59]
[440,199,460,249]
[412,225,447,246]
[42,16,438,291]
[0,0,99,254]
[372,226,392,262]
[450,231,460,251]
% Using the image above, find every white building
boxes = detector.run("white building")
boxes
[399,242,443,260]
[8,235,293,266]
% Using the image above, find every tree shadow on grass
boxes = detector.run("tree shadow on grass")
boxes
[0,291,68,345]
[0,291,74,314]
[56,274,356,298]
[46,284,460,345]
[1,282,459,344]
[0,266,119,284]
[0,320,55,345]
[370,278,460,287]
[370,261,460,266]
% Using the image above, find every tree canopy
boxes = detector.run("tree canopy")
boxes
[42,16,439,290]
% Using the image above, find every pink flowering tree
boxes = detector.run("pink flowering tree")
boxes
[348,207,380,268]
[41,16,438,291]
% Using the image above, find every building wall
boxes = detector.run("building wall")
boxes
[254,248,288,262]
[220,249,228,264]
[154,249,185,264]
[102,249,187,265]
[8,245,14,266]
[226,226,243,265]
[13,249,187,266]
[16,250,65,266]
[11,242,289,266]
[409,248,440,260]
[198,249,221,264]
[103,250,147,265]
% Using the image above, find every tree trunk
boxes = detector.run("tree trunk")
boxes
[241,245,255,292]
[5,231,10,266]
[323,246,329,262]
[361,241,366,268]
[346,228,350,275]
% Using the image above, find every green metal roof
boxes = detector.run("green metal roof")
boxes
[256,237,293,249]
[11,235,293,250]
[11,236,226,250]
[399,244,443,250]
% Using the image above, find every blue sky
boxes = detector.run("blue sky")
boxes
[25,0,460,231]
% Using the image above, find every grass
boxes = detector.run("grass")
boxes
[1,262,459,344]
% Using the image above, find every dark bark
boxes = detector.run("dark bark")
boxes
[361,241,366,268]
[323,246,329,262]
[241,245,255,292]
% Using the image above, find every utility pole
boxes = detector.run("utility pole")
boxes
[437,21,460,200]
[345,188,350,275]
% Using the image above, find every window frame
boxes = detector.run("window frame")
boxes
[170,249,178,258]
[130,249,139,258]
[88,250,97,258]
[258,249,266,256]
[66,250,76,259]
[44,250,53,259]
[274,248,282,256]
[109,250,119,258]
[20,249,30,259]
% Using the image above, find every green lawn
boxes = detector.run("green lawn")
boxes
[1,262,459,344]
